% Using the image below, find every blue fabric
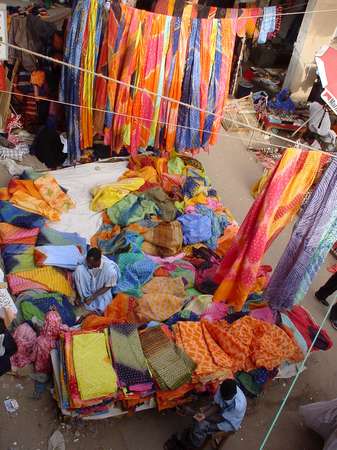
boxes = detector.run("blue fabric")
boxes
[177,213,212,245]
[268,88,295,113]
[36,226,87,253]
[115,253,157,297]
[165,310,199,327]
[0,201,45,229]
[35,245,84,270]
[73,255,120,313]
[1,244,35,274]
[97,229,143,256]
[258,6,276,45]
[194,205,230,249]
[214,386,247,432]
[20,292,76,327]
[264,158,337,310]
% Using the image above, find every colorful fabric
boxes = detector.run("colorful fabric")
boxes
[213,149,324,311]
[72,331,117,400]
[109,324,152,388]
[37,227,87,253]
[139,326,195,390]
[34,245,84,270]
[115,252,157,297]
[62,2,237,160]
[107,194,159,227]
[34,174,75,213]
[11,323,37,369]
[0,201,45,229]
[90,178,145,211]
[19,291,76,327]
[142,221,183,257]
[0,223,39,245]
[81,293,138,330]
[177,213,212,245]
[141,187,177,221]
[7,267,74,297]
[174,321,233,382]
[264,158,337,310]
[174,317,303,378]
[136,277,187,322]
[2,244,36,274]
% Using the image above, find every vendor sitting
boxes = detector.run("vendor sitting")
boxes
[268,88,295,113]
[73,247,120,313]
[171,379,247,449]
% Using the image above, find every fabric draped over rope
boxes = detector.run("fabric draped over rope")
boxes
[264,157,337,310]
[213,149,326,312]
[61,1,238,160]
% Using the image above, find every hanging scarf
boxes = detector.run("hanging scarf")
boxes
[265,157,337,310]
[213,149,324,311]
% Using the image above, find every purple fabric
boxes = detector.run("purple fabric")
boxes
[264,158,337,310]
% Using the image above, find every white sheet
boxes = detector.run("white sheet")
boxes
[50,161,128,241]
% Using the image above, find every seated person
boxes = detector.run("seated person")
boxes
[73,247,120,314]
[268,88,295,113]
[173,379,247,449]
[308,99,336,150]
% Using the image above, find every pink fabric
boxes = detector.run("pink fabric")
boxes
[35,310,68,373]
[250,307,275,324]
[201,303,228,322]
[11,323,37,369]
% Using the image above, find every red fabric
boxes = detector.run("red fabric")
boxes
[286,305,333,352]
[0,63,6,90]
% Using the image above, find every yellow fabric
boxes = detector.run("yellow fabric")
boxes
[10,191,61,222]
[120,166,159,184]
[72,331,117,400]
[251,169,271,199]
[90,177,145,211]
[34,174,75,213]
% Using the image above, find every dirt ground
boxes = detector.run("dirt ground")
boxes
[1,135,336,450]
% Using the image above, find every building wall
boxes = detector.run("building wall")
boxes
[283,0,337,101]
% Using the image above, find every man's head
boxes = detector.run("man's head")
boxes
[86,247,102,269]
[220,379,237,402]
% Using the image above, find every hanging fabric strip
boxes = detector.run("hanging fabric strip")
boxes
[264,157,337,311]
[213,149,325,312]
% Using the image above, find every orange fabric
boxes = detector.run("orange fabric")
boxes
[120,166,159,184]
[174,321,232,383]
[81,293,138,330]
[216,224,239,257]
[0,187,9,201]
[90,224,121,248]
[156,383,194,411]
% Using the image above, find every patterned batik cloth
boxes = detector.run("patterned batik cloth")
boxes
[139,326,195,390]
[142,221,183,257]
[213,149,324,311]
[36,227,87,253]
[72,331,117,401]
[109,324,152,388]
[7,267,74,297]
[136,277,187,322]
[264,158,337,310]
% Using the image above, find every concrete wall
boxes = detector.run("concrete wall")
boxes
[283,0,337,101]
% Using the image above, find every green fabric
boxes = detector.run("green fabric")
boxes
[168,156,185,175]
[21,302,45,322]
[236,372,262,398]
[107,194,159,226]
[141,187,177,221]
[186,288,203,297]
[171,266,195,289]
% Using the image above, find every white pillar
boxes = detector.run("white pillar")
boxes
[283,0,337,101]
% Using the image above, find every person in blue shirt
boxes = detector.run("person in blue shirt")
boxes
[167,379,247,449]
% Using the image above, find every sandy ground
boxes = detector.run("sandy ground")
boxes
[1,135,336,450]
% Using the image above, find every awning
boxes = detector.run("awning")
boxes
[316,46,337,114]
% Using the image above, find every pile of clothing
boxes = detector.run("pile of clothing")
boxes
[0,152,333,419]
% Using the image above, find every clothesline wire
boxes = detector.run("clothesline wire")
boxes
[1,41,330,155]
[234,6,337,20]
[0,87,308,154]
[259,294,337,449]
